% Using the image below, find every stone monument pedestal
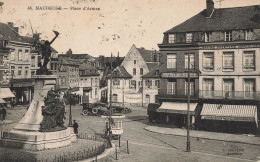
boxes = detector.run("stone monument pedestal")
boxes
[0,75,76,151]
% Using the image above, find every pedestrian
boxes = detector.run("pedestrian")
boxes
[73,120,78,135]
[1,107,7,121]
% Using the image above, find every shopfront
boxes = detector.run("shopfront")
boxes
[199,104,258,134]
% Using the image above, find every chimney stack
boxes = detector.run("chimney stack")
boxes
[7,22,14,28]
[206,0,214,18]
[14,27,19,33]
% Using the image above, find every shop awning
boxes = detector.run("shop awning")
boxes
[71,90,83,95]
[0,98,6,103]
[156,102,198,115]
[0,88,15,98]
[200,104,257,122]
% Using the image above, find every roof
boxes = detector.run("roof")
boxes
[146,62,159,72]
[0,22,25,43]
[165,5,260,33]
[136,47,155,62]
[142,64,160,78]
[79,63,96,71]
[79,63,100,76]
[112,66,132,78]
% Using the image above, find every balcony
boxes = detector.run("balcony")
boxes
[158,89,199,100]
[199,91,260,101]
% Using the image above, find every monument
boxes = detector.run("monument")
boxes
[0,31,76,151]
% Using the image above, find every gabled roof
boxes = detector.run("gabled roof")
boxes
[79,63,96,71]
[165,5,260,33]
[112,66,132,79]
[136,47,155,62]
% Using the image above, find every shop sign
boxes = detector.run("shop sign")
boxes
[161,72,198,78]
[201,115,254,122]
[200,44,260,50]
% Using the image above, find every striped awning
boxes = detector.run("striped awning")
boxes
[0,88,15,98]
[201,104,257,122]
[156,102,198,115]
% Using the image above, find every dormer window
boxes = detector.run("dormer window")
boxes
[204,32,212,42]
[155,70,159,76]
[245,29,253,40]
[225,31,232,41]
[168,34,176,43]
[186,33,192,43]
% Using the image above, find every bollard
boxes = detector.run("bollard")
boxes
[127,140,129,154]
[118,135,121,148]
[115,146,118,160]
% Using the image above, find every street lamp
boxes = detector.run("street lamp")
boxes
[68,87,73,127]
[186,54,191,152]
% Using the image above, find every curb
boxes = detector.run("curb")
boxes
[144,126,260,146]
[82,143,116,162]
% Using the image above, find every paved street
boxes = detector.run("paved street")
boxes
[1,104,260,162]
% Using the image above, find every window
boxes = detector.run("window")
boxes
[113,79,120,88]
[10,49,15,60]
[245,29,253,40]
[51,63,54,70]
[185,80,195,96]
[225,31,232,41]
[203,79,214,97]
[223,79,234,98]
[95,88,97,97]
[95,78,98,85]
[167,81,176,94]
[244,79,255,98]
[133,68,136,75]
[243,51,255,70]
[167,54,176,69]
[203,52,214,71]
[168,34,176,43]
[140,68,143,75]
[11,66,15,76]
[18,67,22,75]
[155,70,159,76]
[146,80,152,89]
[91,78,93,86]
[31,56,35,67]
[130,80,136,89]
[134,60,136,64]
[31,71,35,76]
[155,80,160,88]
[223,52,234,71]
[25,67,29,77]
[25,49,29,61]
[186,33,192,43]
[185,53,195,70]
[18,49,23,61]
[204,32,211,42]
[145,94,150,104]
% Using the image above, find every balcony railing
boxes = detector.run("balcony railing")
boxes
[158,89,199,99]
[158,89,260,100]
[199,90,260,100]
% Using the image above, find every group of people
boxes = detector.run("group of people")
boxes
[1,107,7,121]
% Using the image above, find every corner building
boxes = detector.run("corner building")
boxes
[156,0,260,134]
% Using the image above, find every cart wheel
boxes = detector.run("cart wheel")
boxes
[92,108,98,114]
[82,110,89,116]
[121,109,126,114]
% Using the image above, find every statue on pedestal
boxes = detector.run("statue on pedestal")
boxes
[40,89,66,132]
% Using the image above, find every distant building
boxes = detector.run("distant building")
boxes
[108,44,159,106]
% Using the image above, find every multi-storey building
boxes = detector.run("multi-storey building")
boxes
[153,0,260,134]
[108,44,159,106]
[79,63,100,104]
[0,22,34,105]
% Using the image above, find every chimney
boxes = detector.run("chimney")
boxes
[7,22,14,28]
[206,0,214,18]
[14,27,19,33]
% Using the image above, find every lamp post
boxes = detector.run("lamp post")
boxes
[186,54,191,152]
[68,87,73,127]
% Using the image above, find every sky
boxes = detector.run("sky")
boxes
[0,0,260,57]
